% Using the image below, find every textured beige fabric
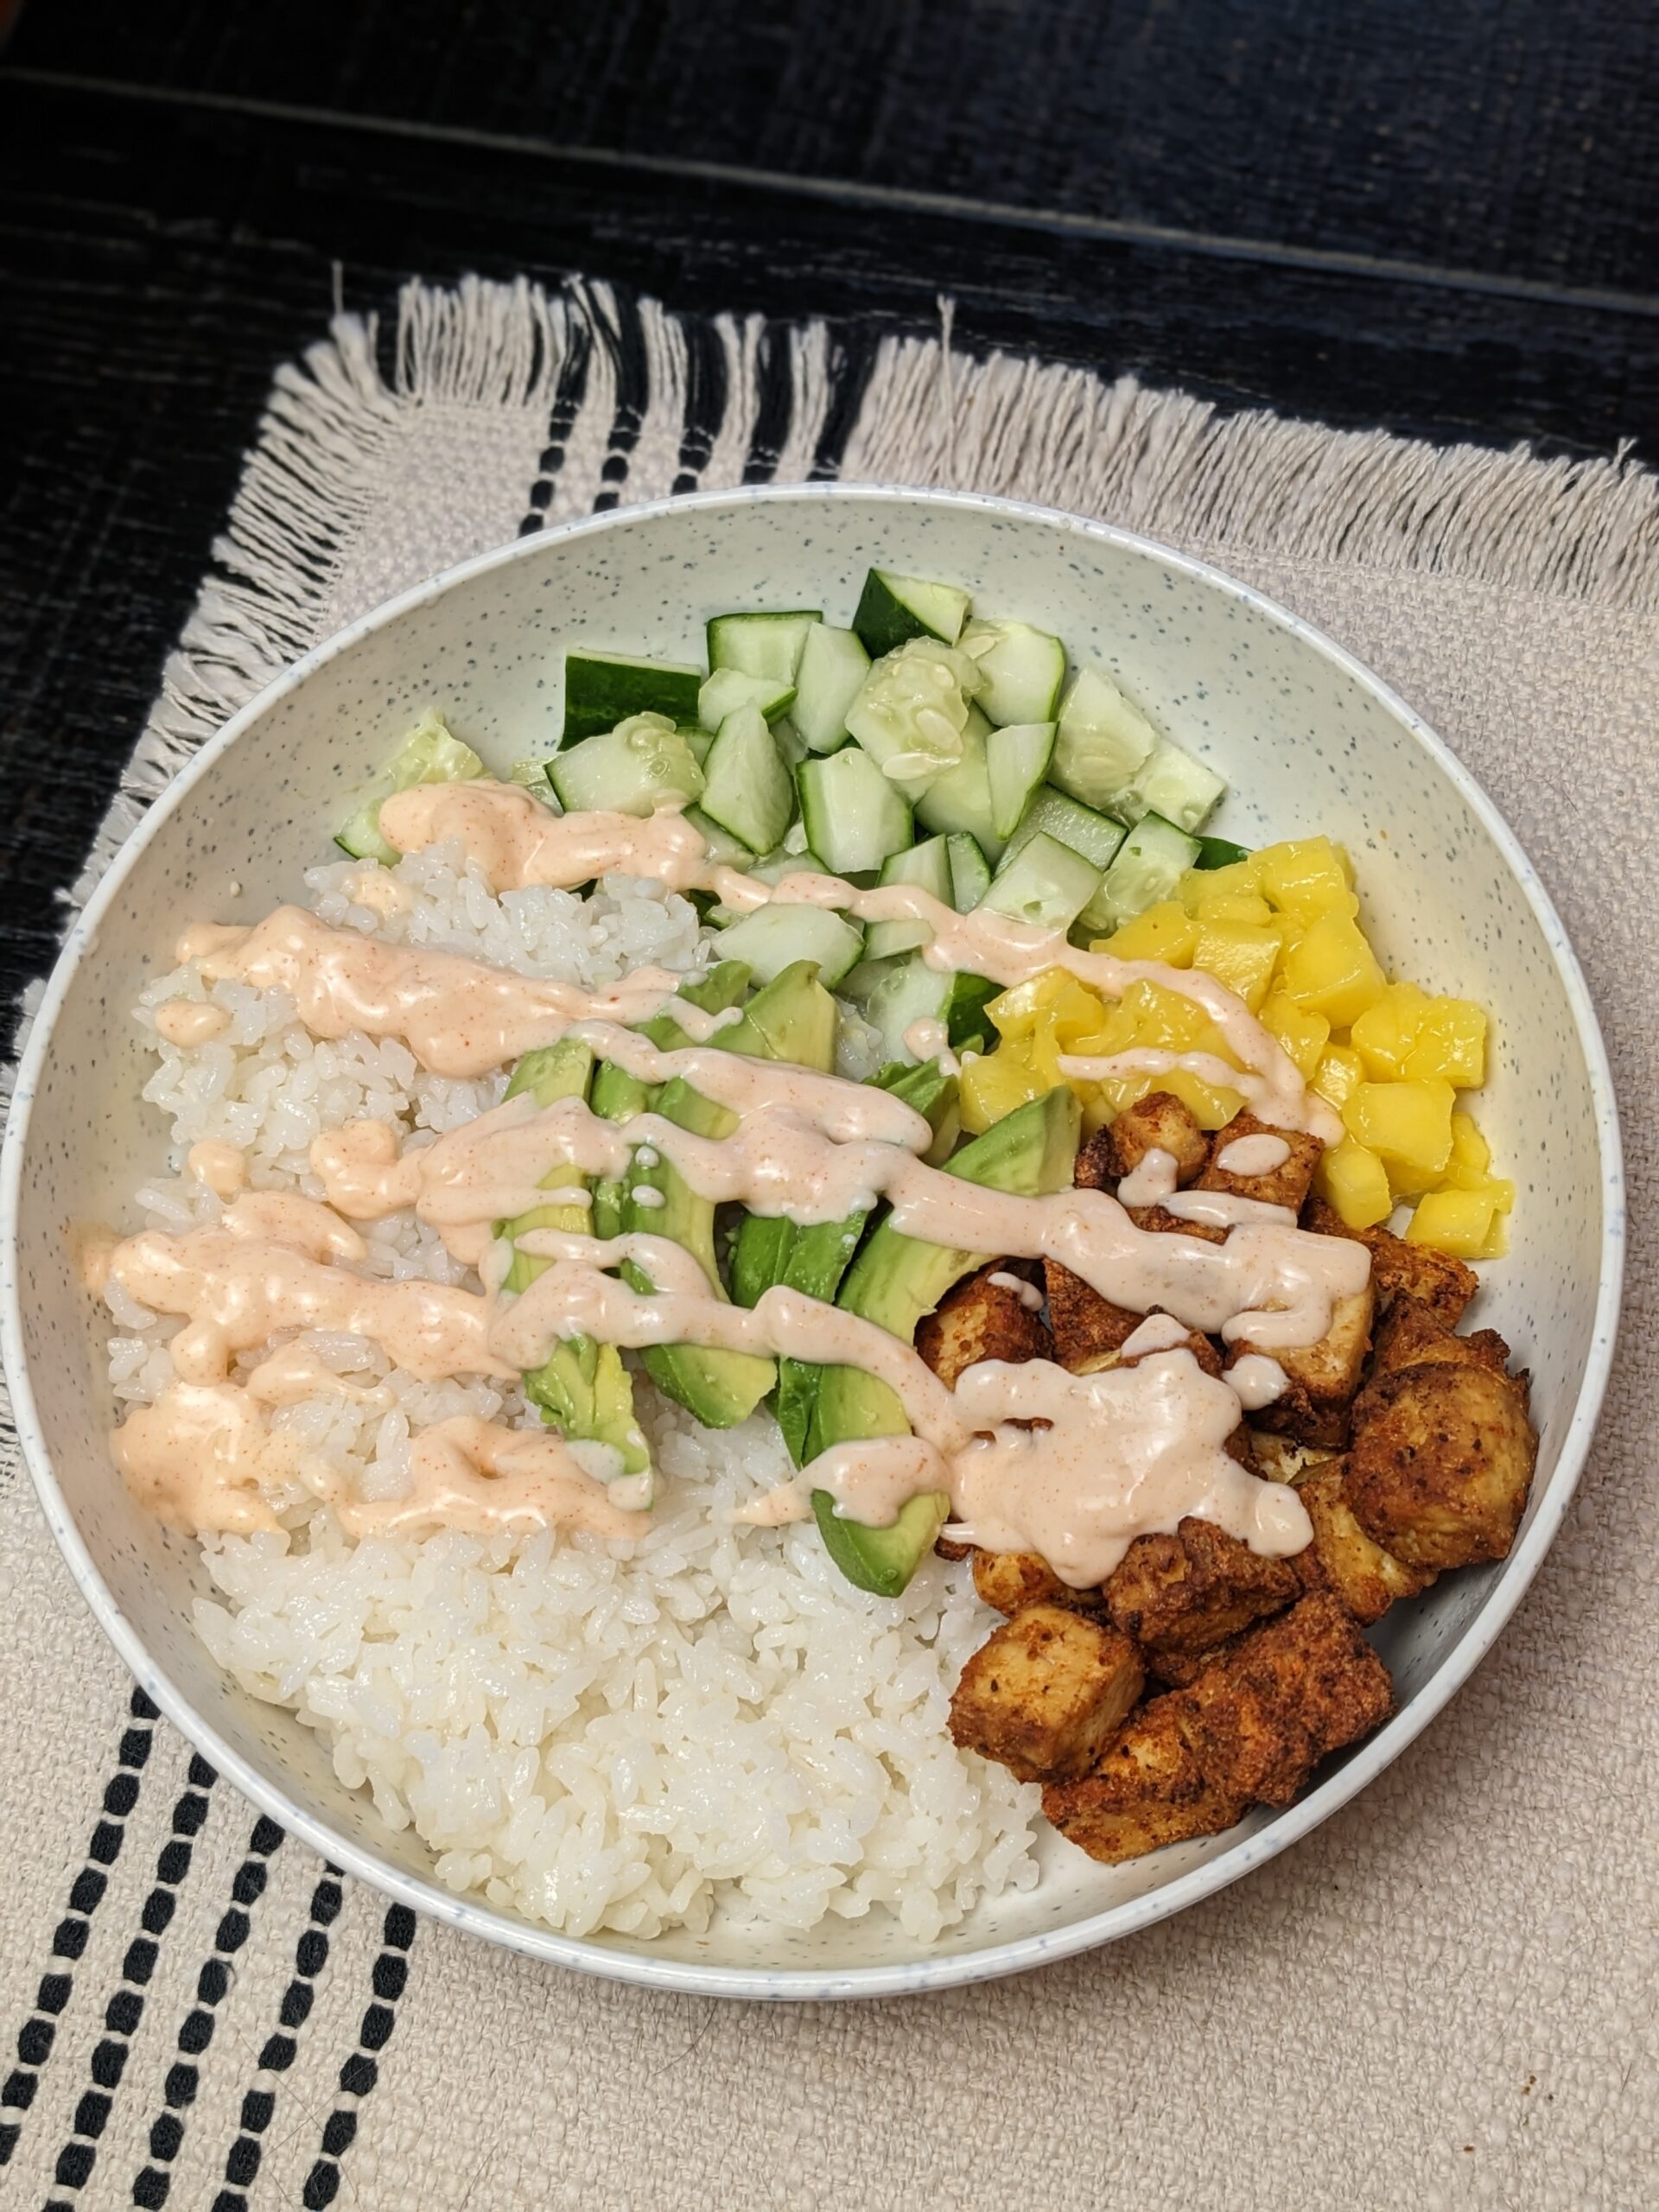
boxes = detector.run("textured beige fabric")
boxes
[2,280,1654,2211]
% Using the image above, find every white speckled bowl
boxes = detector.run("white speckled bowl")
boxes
[1,486,1624,1999]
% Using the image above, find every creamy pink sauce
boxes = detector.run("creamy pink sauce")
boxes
[1216,1132,1293,1177]
[117,780,1372,1561]
[154,1001,231,1046]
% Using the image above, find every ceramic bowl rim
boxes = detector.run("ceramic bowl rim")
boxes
[0,480,1625,2001]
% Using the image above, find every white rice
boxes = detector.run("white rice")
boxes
[114,839,1039,1940]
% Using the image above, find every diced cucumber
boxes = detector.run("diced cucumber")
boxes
[697,666,795,731]
[546,713,705,817]
[706,611,822,685]
[509,758,553,789]
[1086,810,1202,933]
[797,747,913,875]
[978,831,1102,933]
[866,836,951,960]
[334,710,489,862]
[1195,834,1252,870]
[1116,738,1226,833]
[680,725,713,768]
[791,623,872,753]
[699,702,794,855]
[1050,666,1160,812]
[769,715,810,771]
[1001,784,1127,874]
[987,721,1057,839]
[683,806,759,870]
[715,904,866,988]
[913,709,1001,860]
[844,639,983,800]
[866,957,1000,1062]
[853,569,971,658]
[562,648,702,745]
[836,956,898,1006]
[960,620,1067,726]
[946,832,993,913]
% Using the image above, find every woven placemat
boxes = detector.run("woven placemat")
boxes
[3,276,1655,2212]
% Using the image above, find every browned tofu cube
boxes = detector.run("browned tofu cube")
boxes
[1230,1281,1374,1448]
[1042,1695,1247,1864]
[915,1261,1053,1388]
[1198,1109,1323,1211]
[1248,1430,1341,1485]
[1073,1123,1118,1192]
[949,1605,1145,1783]
[1367,1294,1511,1382]
[1044,1259,1142,1375]
[1103,1090,1211,1186]
[1294,1462,1434,1625]
[1128,1204,1229,1245]
[1344,1358,1536,1570]
[972,1548,1103,1616]
[1173,1591,1395,1807]
[1302,1198,1477,1325]
[1103,1515,1300,1682]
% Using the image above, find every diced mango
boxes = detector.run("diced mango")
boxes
[1195,887,1275,928]
[1189,919,1282,1013]
[1279,908,1388,1027]
[1403,997,1487,1088]
[1094,900,1197,966]
[1449,1110,1491,1174]
[1314,1136,1394,1229]
[1312,1045,1366,1110]
[1157,1065,1244,1131]
[1342,1078,1456,1178]
[1255,836,1355,923]
[959,1048,1046,1135]
[1406,1187,1497,1259]
[1119,980,1209,1052]
[1259,992,1330,1080]
[1478,1211,1510,1259]
[987,966,1096,1043]
[1349,982,1433,1079]
[1178,857,1262,917]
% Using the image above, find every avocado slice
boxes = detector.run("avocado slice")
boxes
[508,966,750,1481]
[774,1058,960,1467]
[622,960,836,1428]
[499,1037,650,1481]
[589,961,750,1238]
[808,1085,1080,1596]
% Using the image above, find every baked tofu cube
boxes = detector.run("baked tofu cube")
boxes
[1174,1591,1395,1807]
[1248,1430,1341,1485]
[1103,1516,1300,1682]
[915,1262,1053,1389]
[1302,1198,1477,1325]
[1344,1358,1536,1570]
[1230,1281,1374,1447]
[1294,1463,1434,1625]
[972,1548,1101,1616]
[1128,1204,1229,1245]
[1199,1109,1322,1211]
[1044,1260,1142,1375]
[949,1605,1144,1783]
[1367,1294,1511,1382]
[1042,1695,1247,1864]
[1103,1090,1211,1185]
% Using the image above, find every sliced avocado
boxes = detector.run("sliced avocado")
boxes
[775,1058,960,1467]
[730,1214,798,1309]
[622,961,836,1428]
[499,1038,651,1483]
[808,1085,1080,1595]
[589,962,751,1237]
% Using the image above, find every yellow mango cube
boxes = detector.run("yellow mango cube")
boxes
[1095,900,1196,966]
[1449,1110,1491,1174]
[1314,1136,1394,1229]
[1349,982,1433,1079]
[1121,979,1208,1052]
[1189,919,1283,1013]
[1342,1077,1456,1177]
[1194,886,1275,928]
[1255,836,1355,923]
[1259,992,1330,1079]
[1279,908,1388,1027]
[959,1048,1046,1135]
[1177,857,1262,917]
[1158,1065,1244,1131]
[986,965,1083,1042]
[1312,1045,1366,1109]
[1406,1186,1497,1259]
[1478,1211,1510,1259]
[1403,997,1487,1088]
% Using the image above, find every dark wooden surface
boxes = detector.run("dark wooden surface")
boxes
[3,1,1658,1036]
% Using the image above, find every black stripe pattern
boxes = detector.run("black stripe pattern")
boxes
[42,1752,217,2207]
[128,1814,284,2209]
[518,312,594,536]
[296,1904,416,2209]
[0,1687,158,2170]
[208,1866,344,2212]
[588,284,650,515]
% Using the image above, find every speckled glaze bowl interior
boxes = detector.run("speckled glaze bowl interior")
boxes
[2,486,1623,1999]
